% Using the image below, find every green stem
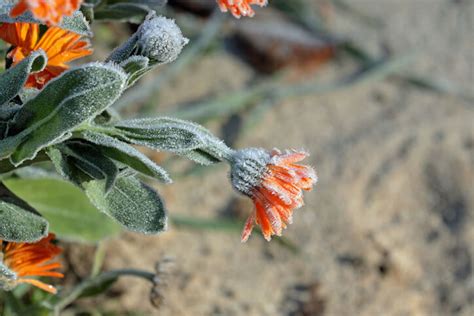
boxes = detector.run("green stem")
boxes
[90,241,106,278]
[53,269,154,315]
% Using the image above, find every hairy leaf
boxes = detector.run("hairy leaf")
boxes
[84,176,167,234]
[1,63,126,165]
[93,0,170,23]
[115,117,231,164]
[0,199,48,242]
[0,50,47,106]
[4,178,122,243]
[94,3,150,22]
[78,131,171,183]
[62,142,119,192]
[119,56,151,87]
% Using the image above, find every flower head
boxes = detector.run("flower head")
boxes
[230,148,317,242]
[0,234,63,294]
[10,0,83,25]
[217,0,268,18]
[0,22,92,89]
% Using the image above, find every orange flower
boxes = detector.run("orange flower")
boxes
[1,234,63,294]
[217,0,268,18]
[0,22,92,89]
[10,0,83,25]
[230,148,317,242]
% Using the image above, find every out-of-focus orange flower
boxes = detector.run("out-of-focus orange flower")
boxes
[230,148,317,242]
[10,0,83,25]
[217,0,268,18]
[1,234,63,294]
[0,22,92,89]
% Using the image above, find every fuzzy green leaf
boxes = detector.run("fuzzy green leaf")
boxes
[0,50,47,106]
[79,131,171,183]
[94,3,152,22]
[0,195,48,242]
[62,142,119,192]
[84,176,167,234]
[1,63,126,165]
[119,56,152,87]
[115,117,231,164]
[4,178,122,243]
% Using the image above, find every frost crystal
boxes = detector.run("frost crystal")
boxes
[230,148,271,196]
[137,13,189,64]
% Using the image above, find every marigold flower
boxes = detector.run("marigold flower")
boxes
[0,22,92,89]
[10,0,83,25]
[0,234,63,294]
[217,0,268,18]
[230,148,317,242]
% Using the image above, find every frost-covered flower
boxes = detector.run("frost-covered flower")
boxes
[217,0,268,18]
[10,0,82,25]
[0,22,92,89]
[0,234,63,294]
[230,148,317,242]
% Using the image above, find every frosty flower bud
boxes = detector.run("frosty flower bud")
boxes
[230,148,317,242]
[136,13,189,64]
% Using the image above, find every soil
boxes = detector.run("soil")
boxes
[78,1,474,315]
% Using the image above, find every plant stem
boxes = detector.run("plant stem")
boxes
[53,269,154,315]
[90,241,106,278]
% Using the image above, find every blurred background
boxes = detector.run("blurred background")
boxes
[64,0,473,315]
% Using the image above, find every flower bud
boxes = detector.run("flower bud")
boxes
[136,13,189,64]
[107,12,188,65]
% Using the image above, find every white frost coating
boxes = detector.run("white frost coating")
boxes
[230,148,271,196]
[7,62,128,166]
[115,117,231,160]
[137,12,189,64]
[81,131,172,184]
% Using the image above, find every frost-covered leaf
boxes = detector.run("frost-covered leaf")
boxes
[84,176,167,234]
[0,103,21,139]
[0,200,48,242]
[47,146,84,185]
[115,117,231,164]
[0,7,92,36]
[61,142,119,192]
[0,183,48,242]
[78,130,171,183]
[0,50,47,106]
[182,149,222,166]
[4,178,122,243]
[1,63,126,165]
[94,1,168,22]
[119,56,151,87]
[94,3,151,22]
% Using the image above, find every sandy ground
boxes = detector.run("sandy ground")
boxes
[77,1,473,315]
